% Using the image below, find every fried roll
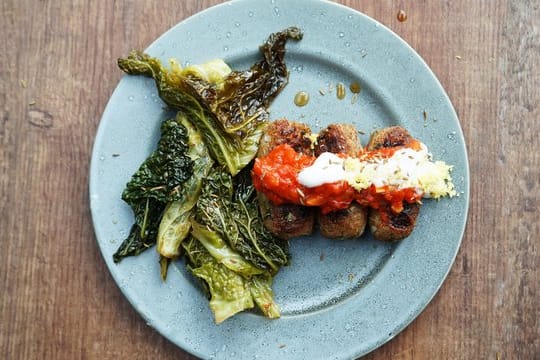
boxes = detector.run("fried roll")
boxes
[366,126,421,241]
[314,124,367,239]
[256,119,315,239]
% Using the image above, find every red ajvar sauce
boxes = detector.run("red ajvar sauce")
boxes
[356,185,421,213]
[251,143,422,214]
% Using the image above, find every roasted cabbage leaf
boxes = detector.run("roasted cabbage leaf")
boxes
[183,237,280,322]
[249,273,280,319]
[190,221,264,277]
[115,28,301,322]
[194,167,289,274]
[118,27,303,175]
[113,118,193,262]
[183,237,255,324]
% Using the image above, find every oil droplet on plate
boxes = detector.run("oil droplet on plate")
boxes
[349,82,361,94]
[397,10,407,22]
[294,91,309,107]
[336,82,346,99]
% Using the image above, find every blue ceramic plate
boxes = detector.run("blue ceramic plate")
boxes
[90,0,469,358]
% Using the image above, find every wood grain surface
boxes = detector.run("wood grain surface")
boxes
[1,0,538,359]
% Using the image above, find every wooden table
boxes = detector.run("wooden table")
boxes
[2,1,538,359]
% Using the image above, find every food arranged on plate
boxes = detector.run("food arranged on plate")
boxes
[255,119,316,240]
[111,27,456,323]
[252,122,456,241]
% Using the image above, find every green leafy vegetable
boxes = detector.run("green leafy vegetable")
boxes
[192,262,255,324]
[215,26,303,132]
[157,114,214,260]
[183,237,281,322]
[122,119,193,203]
[231,169,290,273]
[194,168,289,274]
[115,28,302,323]
[183,237,255,324]
[249,273,280,319]
[113,198,164,263]
[190,221,264,277]
[118,27,303,175]
[113,118,193,262]
[159,256,170,281]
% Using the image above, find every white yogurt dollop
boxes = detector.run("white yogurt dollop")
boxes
[297,152,345,187]
[297,142,456,199]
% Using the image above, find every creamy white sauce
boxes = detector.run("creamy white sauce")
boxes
[297,142,456,199]
[297,152,345,187]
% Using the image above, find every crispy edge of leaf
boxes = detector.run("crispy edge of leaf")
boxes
[249,273,280,319]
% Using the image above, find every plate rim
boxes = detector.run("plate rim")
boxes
[89,0,470,358]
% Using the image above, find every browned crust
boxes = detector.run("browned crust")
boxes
[260,197,315,239]
[257,119,313,157]
[366,126,421,242]
[314,123,360,157]
[368,203,420,242]
[315,124,367,239]
[318,203,367,239]
[257,119,315,239]
[366,126,416,151]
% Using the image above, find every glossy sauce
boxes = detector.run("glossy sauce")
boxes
[294,91,309,106]
[336,82,346,100]
[252,144,423,215]
[356,185,421,213]
[349,82,361,94]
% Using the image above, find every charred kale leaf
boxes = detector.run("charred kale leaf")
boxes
[157,114,214,260]
[122,119,192,203]
[113,198,164,263]
[118,27,303,175]
[113,118,193,262]
[215,26,303,131]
